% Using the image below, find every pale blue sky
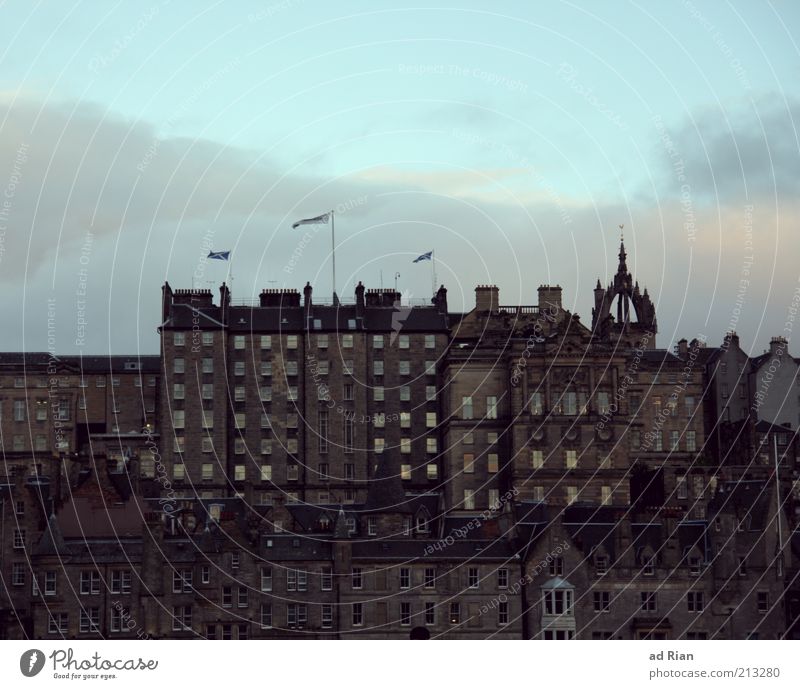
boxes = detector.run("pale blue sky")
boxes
[0,1,798,354]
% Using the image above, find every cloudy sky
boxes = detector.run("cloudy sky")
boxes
[1,0,798,355]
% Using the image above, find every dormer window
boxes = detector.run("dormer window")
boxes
[415,508,430,533]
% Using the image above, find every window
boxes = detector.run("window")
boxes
[374,438,385,454]
[400,385,411,401]
[12,563,25,586]
[238,586,249,607]
[549,558,564,576]
[427,463,438,480]
[373,360,384,376]
[686,430,696,452]
[757,591,769,613]
[373,335,384,349]
[352,603,363,626]
[566,486,578,504]
[643,557,655,576]
[79,607,100,634]
[595,556,608,576]
[425,335,435,349]
[426,412,436,428]
[172,605,192,631]
[173,569,193,593]
[173,383,185,400]
[463,453,475,474]
[670,430,680,451]
[13,400,26,421]
[688,556,701,576]
[640,592,657,612]
[44,571,57,596]
[543,589,573,615]
[174,357,185,374]
[49,613,69,634]
[13,529,25,549]
[426,437,437,454]
[400,602,411,626]
[80,571,100,595]
[425,602,436,625]
[222,586,233,607]
[321,567,332,591]
[597,391,610,414]
[342,334,353,349]
[463,489,475,510]
[368,516,377,535]
[594,591,611,612]
[260,604,273,629]
[449,602,461,625]
[111,569,131,595]
[653,431,663,452]
[352,568,363,589]
[531,449,543,469]
[468,567,479,589]
[462,396,473,419]
[174,332,185,346]
[677,475,688,499]
[425,360,436,375]
[400,568,411,589]
[398,334,410,349]
[202,383,213,399]
[374,386,384,402]
[601,485,612,505]
[486,396,498,419]
[424,568,436,589]
[321,604,333,629]
[530,391,544,415]
[109,607,128,633]
[565,449,577,469]
[399,360,410,375]
[426,385,436,401]
[687,591,704,613]
[488,453,499,473]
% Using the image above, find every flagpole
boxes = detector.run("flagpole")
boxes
[431,248,437,296]
[331,209,336,302]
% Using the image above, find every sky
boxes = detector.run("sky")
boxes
[0,0,798,355]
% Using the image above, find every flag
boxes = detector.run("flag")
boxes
[207,251,231,261]
[413,251,432,263]
[292,212,329,229]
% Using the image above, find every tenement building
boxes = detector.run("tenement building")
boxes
[1,240,798,639]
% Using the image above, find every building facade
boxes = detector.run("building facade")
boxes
[1,242,798,639]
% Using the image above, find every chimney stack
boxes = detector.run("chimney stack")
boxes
[475,285,499,313]
[538,284,562,312]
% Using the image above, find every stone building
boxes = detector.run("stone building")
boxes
[1,249,798,640]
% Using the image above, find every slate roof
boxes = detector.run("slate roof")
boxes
[708,479,772,530]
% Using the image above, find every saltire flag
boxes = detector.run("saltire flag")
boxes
[207,251,231,260]
[413,251,433,263]
[292,212,329,229]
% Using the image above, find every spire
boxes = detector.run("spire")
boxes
[334,506,351,539]
[616,223,628,274]
[617,238,628,274]
[35,513,66,555]
[364,456,412,514]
